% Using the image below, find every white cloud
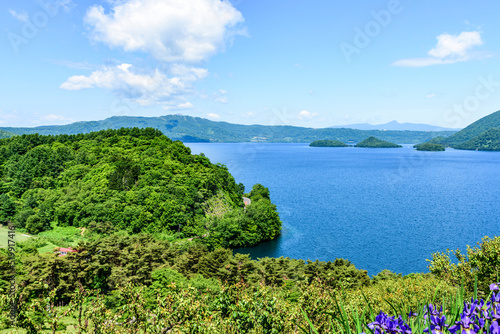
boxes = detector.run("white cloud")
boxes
[170,64,208,81]
[117,63,132,71]
[215,97,228,103]
[242,111,255,118]
[393,31,484,67]
[428,31,482,58]
[162,102,194,110]
[60,63,207,106]
[9,9,29,22]
[219,89,227,94]
[53,0,75,13]
[177,102,194,109]
[206,113,220,120]
[297,110,318,120]
[425,93,436,99]
[84,0,245,62]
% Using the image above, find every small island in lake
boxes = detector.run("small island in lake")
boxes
[414,142,445,151]
[355,136,402,148]
[309,139,348,147]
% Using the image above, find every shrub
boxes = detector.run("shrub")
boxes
[428,236,500,297]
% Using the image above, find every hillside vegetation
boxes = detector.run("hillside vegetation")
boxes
[0,115,456,144]
[416,110,500,151]
[5,231,500,332]
[0,128,281,248]
[454,128,500,151]
[0,130,14,139]
[2,229,468,333]
[439,110,500,146]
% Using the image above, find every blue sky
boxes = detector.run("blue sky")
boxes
[1,0,499,129]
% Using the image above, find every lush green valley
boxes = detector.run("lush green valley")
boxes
[354,136,402,148]
[0,115,455,144]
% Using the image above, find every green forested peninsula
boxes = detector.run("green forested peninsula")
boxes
[0,128,281,248]
[417,110,500,151]
[453,128,500,151]
[354,136,402,148]
[414,143,445,151]
[309,140,348,147]
[438,110,500,146]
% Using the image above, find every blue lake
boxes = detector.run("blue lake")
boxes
[185,143,500,276]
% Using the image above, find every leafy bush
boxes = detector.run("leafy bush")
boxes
[428,236,500,297]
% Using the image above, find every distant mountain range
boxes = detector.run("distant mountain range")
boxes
[330,120,461,132]
[0,115,456,144]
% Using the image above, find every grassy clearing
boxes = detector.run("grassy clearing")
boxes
[0,226,31,248]
[37,225,87,248]
[10,225,87,254]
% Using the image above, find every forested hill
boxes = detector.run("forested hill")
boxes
[0,114,455,144]
[454,128,500,151]
[439,110,500,146]
[0,128,281,248]
[415,110,500,151]
[0,129,14,139]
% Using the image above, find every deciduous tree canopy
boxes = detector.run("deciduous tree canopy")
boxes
[0,128,281,247]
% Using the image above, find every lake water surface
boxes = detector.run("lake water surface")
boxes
[185,143,500,276]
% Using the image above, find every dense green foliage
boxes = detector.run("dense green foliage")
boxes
[354,136,402,148]
[0,231,378,332]
[0,128,281,247]
[453,128,500,151]
[414,142,445,151]
[438,110,500,146]
[0,114,456,144]
[0,231,464,333]
[428,236,500,298]
[3,234,370,301]
[309,140,348,147]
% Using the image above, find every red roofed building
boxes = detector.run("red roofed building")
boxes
[57,247,77,257]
